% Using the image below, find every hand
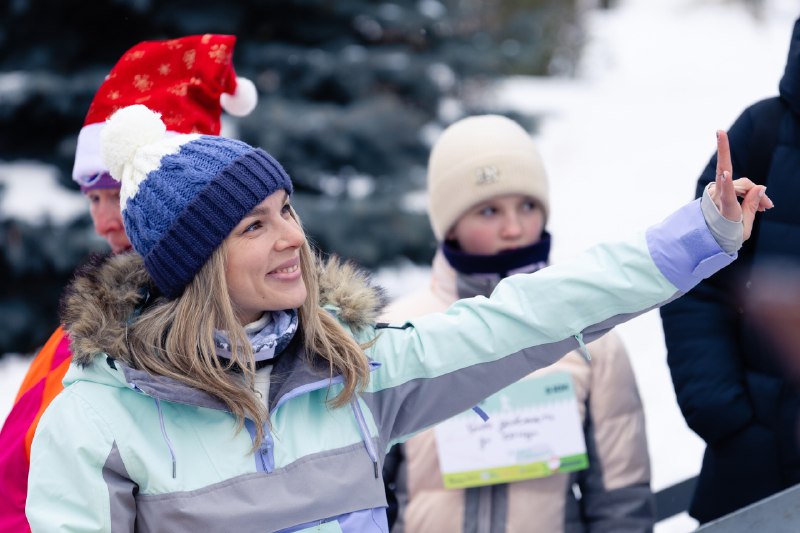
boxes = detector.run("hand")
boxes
[708,130,774,241]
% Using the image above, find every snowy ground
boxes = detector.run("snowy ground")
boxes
[2,0,798,531]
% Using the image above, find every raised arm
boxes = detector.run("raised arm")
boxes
[361,182,770,453]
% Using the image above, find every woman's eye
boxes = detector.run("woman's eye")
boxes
[243,221,261,233]
[522,201,536,211]
[281,204,292,216]
[479,207,497,217]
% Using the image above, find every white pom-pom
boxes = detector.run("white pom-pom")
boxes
[220,77,258,117]
[100,104,167,182]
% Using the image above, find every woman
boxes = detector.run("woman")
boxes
[26,104,768,532]
[2,34,254,533]
[382,114,654,532]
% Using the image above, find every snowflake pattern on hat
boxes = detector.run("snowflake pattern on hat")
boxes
[85,35,236,135]
[73,34,257,188]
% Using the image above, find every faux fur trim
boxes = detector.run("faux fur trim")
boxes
[60,252,387,364]
[316,255,388,332]
[59,253,153,366]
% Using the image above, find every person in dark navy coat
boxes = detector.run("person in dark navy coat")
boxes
[661,16,800,524]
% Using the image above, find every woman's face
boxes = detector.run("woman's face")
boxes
[225,190,307,324]
[447,194,545,255]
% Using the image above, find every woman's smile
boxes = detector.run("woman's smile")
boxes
[268,258,302,280]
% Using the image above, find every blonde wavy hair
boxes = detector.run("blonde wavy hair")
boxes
[125,208,372,448]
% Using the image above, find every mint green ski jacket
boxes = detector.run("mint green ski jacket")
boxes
[26,199,734,532]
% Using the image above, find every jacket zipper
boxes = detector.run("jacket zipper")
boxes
[351,398,380,478]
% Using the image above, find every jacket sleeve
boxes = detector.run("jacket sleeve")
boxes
[359,199,737,451]
[26,386,137,532]
[577,332,656,532]
[660,108,758,445]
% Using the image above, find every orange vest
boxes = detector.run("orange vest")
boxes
[0,326,72,532]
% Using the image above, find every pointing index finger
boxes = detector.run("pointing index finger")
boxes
[715,130,740,219]
[716,130,732,179]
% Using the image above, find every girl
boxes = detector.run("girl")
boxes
[382,114,654,532]
[27,104,768,532]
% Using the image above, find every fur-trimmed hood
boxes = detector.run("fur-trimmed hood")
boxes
[60,252,387,366]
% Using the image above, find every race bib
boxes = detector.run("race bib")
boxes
[434,371,588,489]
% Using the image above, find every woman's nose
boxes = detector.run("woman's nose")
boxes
[275,218,306,250]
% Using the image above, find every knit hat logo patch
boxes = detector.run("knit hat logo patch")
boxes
[475,165,501,186]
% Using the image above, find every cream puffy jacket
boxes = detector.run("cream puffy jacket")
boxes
[382,251,655,533]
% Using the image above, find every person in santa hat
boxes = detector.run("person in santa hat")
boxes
[0,33,256,533]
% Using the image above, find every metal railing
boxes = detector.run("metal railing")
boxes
[655,477,800,531]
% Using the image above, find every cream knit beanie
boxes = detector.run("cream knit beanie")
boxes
[427,115,550,241]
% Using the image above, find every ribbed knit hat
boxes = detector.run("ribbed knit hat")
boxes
[427,115,550,241]
[101,104,293,298]
[73,34,257,190]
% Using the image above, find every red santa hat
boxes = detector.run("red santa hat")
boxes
[72,33,257,189]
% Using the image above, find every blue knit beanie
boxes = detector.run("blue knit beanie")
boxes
[100,104,293,298]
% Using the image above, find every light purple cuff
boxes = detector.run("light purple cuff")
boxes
[645,199,737,292]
